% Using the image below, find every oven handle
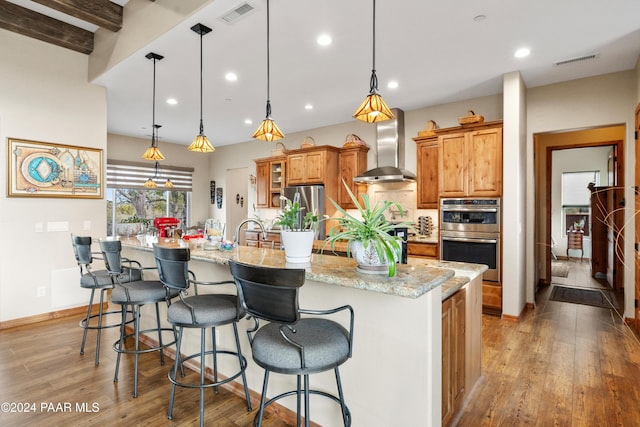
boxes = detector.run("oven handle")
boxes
[441,236,498,244]
[440,207,498,213]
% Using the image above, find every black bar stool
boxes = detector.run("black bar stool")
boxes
[153,245,251,427]
[71,235,138,365]
[99,239,179,398]
[228,260,354,427]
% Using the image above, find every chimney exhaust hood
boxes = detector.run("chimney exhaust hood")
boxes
[353,108,416,184]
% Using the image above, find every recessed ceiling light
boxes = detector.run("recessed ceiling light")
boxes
[317,34,332,46]
[244,119,253,125]
[387,81,399,89]
[225,72,238,81]
[473,14,486,22]
[166,98,178,105]
[514,48,530,58]
[304,104,313,110]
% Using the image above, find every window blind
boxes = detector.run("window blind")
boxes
[107,160,194,191]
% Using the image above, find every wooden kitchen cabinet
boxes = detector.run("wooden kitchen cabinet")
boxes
[338,145,369,208]
[413,136,439,208]
[438,122,503,198]
[442,288,466,427]
[286,145,339,186]
[407,241,438,259]
[254,155,286,208]
[244,230,282,249]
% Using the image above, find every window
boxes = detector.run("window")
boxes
[561,171,598,236]
[106,160,194,236]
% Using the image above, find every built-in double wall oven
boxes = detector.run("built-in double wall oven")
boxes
[440,198,501,282]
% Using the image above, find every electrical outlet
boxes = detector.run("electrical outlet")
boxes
[37,286,46,297]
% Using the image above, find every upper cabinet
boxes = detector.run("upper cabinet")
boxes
[338,146,369,208]
[438,122,503,198]
[286,145,340,185]
[413,136,439,208]
[255,155,286,208]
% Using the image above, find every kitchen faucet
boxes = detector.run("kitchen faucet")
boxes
[233,219,267,245]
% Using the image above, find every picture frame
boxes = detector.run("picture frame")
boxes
[7,137,103,199]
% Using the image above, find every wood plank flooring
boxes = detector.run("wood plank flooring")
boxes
[457,259,640,427]
[1,259,639,426]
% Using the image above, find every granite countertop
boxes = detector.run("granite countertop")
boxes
[121,238,486,300]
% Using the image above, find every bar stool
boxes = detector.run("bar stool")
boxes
[71,235,134,366]
[153,245,251,427]
[99,239,179,398]
[228,260,354,427]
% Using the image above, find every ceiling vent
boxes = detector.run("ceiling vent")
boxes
[553,53,599,67]
[219,2,256,24]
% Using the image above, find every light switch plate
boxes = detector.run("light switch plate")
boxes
[83,220,91,230]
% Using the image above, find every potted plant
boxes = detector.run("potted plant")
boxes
[274,195,321,263]
[325,181,412,277]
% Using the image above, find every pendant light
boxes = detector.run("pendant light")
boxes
[142,53,166,160]
[144,161,160,188]
[353,0,394,123]
[253,0,284,142]
[188,23,215,153]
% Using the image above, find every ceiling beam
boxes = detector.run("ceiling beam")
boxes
[0,0,93,54]
[30,0,123,32]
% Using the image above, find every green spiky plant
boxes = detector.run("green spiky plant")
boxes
[324,180,413,277]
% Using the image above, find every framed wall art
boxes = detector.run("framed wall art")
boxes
[7,138,103,198]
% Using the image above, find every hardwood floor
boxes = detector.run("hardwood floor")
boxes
[457,259,640,426]
[1,260,639,426]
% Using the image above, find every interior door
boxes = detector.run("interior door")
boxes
[635,104,640,333]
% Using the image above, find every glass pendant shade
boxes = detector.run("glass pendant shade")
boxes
[254,0,284,141]
[253,115,284,142]
[143,177,157,188]
[353,91,394,123]
[143,53,165,159]
[188,132,215,152]
[188,23,214,153]
[142,145,164,161]
[164,178,174,188]
[354,0,394,123]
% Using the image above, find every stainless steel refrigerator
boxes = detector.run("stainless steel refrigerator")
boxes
[282,185,326,239]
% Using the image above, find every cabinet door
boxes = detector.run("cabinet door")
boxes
[467,128,502,196]
[439,133,467,197]
[442,296,454,426]
[452,289,466,411]
[304,151,325,183]
[287,154,306,185]
[417,141,439,208]
[255,160,270,208]
[338,149,368,208]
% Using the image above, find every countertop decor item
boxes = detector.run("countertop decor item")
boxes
[342,133,367,148]
[458,110,484,125]
[325,180,412,276]
[353,0,394,123]
[141,53,165,161]
[275,193,321,263]
[187,23,215,153]
[252,0,284,142]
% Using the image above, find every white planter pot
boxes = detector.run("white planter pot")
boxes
[115,222,142,236]
[351,240,391,275]
[280,230,315,263]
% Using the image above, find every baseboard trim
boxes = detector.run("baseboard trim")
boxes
[0,303,106,330]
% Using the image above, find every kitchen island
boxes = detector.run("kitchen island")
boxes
[121,238,485,427]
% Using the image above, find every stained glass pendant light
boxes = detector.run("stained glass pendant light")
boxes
[142,52,165,160]
[353,0,394,123]
[253,0,284,141]
[187,23,215,153]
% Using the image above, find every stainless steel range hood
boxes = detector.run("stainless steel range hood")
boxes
[353,108,416,183]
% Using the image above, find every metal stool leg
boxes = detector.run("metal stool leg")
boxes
[233,322,252,411]
[94,289,106,365]
[80,289,95,357]
[334,367,350,427]
[133,305,141,398]
[155,302,165,365]
[113,304,127,383]
[256,370,270,427]
[167,326,182,420]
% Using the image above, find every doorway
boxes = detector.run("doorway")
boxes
[533,125,625,307]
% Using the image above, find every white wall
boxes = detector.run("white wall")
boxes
[526,71,637,318]
[0,31,107,322]
[551,146,611,259]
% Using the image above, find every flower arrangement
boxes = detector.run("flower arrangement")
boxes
[274,195,320,232]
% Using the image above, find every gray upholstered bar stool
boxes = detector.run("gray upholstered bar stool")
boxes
[71,235,135,366]
[228,260,354,427]
[99,239,179,398]
[153,245,251,427]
